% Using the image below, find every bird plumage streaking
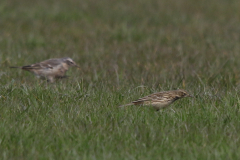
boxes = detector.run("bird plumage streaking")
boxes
[119,89,192,111]
[10,57,80,83]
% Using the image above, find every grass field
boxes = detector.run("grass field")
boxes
[1,0,240,159]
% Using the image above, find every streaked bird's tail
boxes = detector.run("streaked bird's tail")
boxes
[118,103,133,108]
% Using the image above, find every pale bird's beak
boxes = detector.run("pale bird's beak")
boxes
[188,94,194,98]
[75,64,80,68]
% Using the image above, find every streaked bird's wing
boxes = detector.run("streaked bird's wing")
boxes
[132,92,167,105]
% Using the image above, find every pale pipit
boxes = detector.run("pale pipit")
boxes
[10,57,80,83]
[119,89,192,111]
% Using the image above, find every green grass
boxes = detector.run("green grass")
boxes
[1,0,240,159]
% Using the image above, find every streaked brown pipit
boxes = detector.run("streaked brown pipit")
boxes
[10,57,80,83]
[119,89,192,111]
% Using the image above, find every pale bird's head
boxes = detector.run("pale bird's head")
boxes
[62,57,80,68]
[176,89,193,98]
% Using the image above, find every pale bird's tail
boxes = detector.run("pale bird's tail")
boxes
[118,103,133,108]
[9,66,21,69]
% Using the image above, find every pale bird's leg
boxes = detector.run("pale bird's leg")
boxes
[44,79,49,89]
[37,78,45,86]
[47,77,55,83]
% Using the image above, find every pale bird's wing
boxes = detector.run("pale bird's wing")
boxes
[21,58,62,70]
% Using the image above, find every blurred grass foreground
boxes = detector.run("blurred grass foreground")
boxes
[1,0,240,159]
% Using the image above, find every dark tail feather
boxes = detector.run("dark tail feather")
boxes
[118,103,133,108]
[9,66,22,69]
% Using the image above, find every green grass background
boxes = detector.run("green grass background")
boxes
[1,0,240,159]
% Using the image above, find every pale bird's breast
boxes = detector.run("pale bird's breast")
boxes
[53,64,68,77]
[61,63,69,71]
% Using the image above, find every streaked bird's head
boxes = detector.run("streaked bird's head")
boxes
[62,57,80,68]
[175,89,193,98]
